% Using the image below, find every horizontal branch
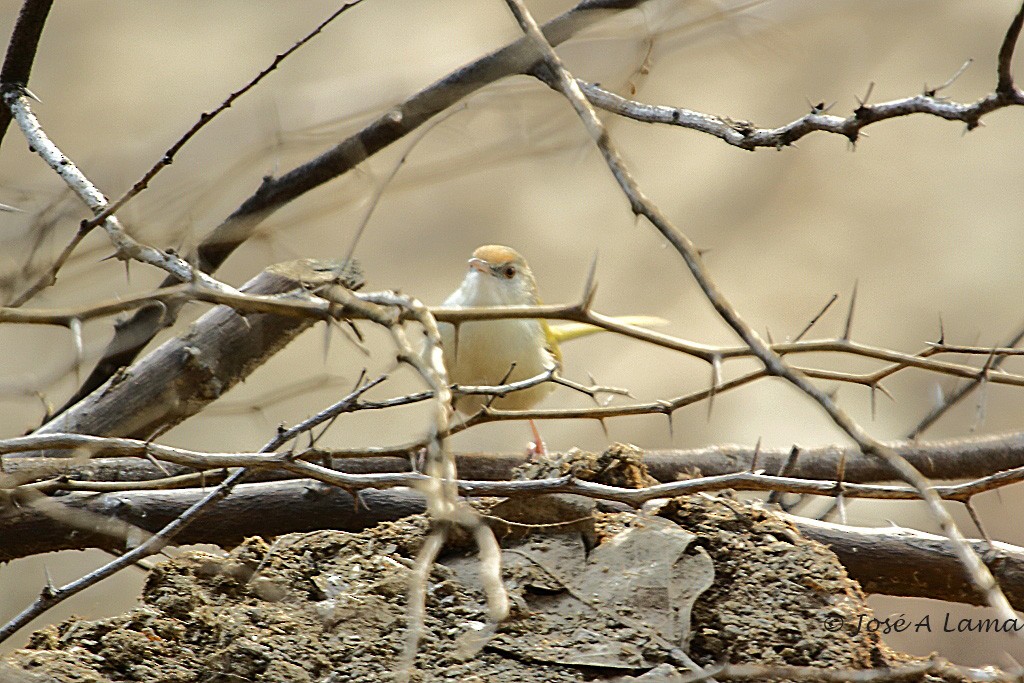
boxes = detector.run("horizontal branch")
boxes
[6,477,1024,611]
[788,514,1024,610]
[579,0,1024,152]
[8,431,1024,488]
[583,80,1024,150]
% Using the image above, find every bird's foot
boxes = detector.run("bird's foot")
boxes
[526,419,547,461]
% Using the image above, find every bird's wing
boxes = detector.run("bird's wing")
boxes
[548,316,668,344]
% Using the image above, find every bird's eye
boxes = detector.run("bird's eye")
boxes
[502,265,516,279]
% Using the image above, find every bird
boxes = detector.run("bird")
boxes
[438,244,662,455]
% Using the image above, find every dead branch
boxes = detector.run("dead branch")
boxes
[787,514,1024,612]
[10,429,1024,488]
[27,259,360,446]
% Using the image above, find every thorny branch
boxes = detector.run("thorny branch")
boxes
[11,432,1024,505]
[3,90,238,292]
[73,1,371,253]
[10,0,1024,421]
[9,471,1024,612]
[504,0,1022,631]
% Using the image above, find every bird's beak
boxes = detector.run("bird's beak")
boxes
[468,257,489,274]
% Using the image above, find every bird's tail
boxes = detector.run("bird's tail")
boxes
[548,315,668,343]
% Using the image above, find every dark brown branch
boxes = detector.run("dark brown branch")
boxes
[997,1,1024,93]
[7,478,1024,612]
[789,515,1024,611]
[0,479,425,562]
[0,0,53,149]
[10,430,1024,492]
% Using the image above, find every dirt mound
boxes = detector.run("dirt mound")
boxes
[3,489,931,682]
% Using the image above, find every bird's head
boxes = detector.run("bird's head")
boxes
[453,244,540,306]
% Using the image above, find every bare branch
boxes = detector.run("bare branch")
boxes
[2,90,239,289]
[580,13,1024,152]
[788,514,1024,612]
[28,259,361,446]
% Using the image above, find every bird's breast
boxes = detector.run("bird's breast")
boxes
[439,318,556,413]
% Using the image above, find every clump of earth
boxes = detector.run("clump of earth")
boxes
[2,446,947,682]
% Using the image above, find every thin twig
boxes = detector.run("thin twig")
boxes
[78,1,371,244]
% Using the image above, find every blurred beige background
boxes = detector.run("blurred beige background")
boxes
[2,0,1024,667]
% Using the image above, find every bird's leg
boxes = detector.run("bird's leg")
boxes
[526,418,547,460]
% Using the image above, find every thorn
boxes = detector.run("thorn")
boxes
[322,319,332,365]
[0,202,23,213]
[581,250,599,311]
[842,280,858,341]
[927,58,972,97]
[937,314,945,345]
[597,416,609,439]
[749,437,762,473]
[794,293,838,342]
[870,385,877,420]
[855,81,875,107]
[586,372,602,406]
[353,368,368,392]
[836,492,848,525]
[42,564,55,593]
[765,327,774,345]
[964,499,992,545]
[23,87,41,103]
[874,382,895,403]
[124,258,131,285]
[336,319,371,356]
[768,446,801,505]
[971,349,997,432]
[69,318,83,387]
[806,99,835,115]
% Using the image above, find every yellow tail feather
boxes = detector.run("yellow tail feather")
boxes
[548,315,668,344]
